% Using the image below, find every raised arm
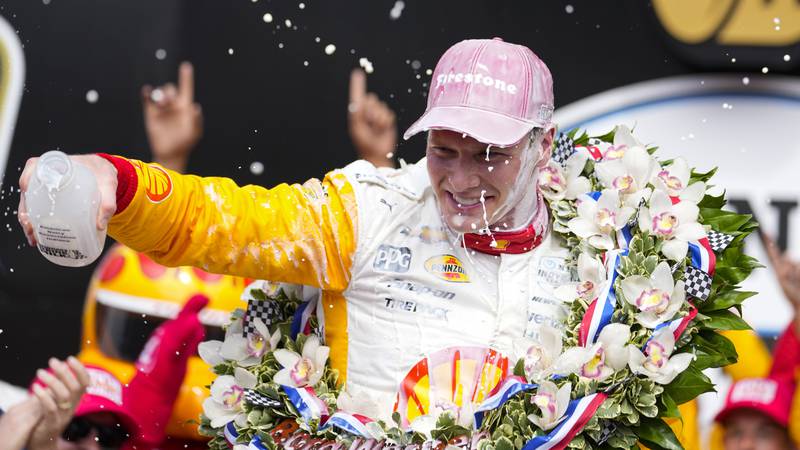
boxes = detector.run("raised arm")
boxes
[19,154,357,291]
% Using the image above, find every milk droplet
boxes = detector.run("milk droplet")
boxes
[742,77,750,85]
[86,90,99,103]
[228,48,234,55]
[263,13,273,23]
[784,54,791,62]
[250,161,264,175]
[389,0,405,20]
[298,3,305,9]
[285,19,292,27]
[762,66,769,74]
[565,4,574,13]
[324,44,336,55]
[155,48,167,60]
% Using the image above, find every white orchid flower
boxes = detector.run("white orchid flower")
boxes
[202,367,257,428]
[336,387,395,424]
[198,317,281,368]
[513,326,563,382]
[527,381,572,431]
[595,145,657,205]
[628,327,695,384]
[567,190,635,250]
[621,262,686,329]
[539,151,592,201]
[273,335,329,388]
[555,252,606,302]
[599,124,643,161]
[638,190,706,262]
[552,324,631,382]
[652,158,706,203]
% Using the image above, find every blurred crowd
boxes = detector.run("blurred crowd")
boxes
[1,61,798,450]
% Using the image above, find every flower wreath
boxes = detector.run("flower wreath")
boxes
[199,125,758,450]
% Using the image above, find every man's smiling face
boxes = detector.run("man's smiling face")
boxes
[426,129,541,233]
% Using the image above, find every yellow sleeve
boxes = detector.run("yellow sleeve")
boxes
[721,330,771,379]
[107,158,358,291]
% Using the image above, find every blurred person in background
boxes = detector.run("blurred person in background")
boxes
[716,376,796,450]
[54,295,208,450]
[0,357,89,450]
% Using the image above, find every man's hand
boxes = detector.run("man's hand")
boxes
[0,397,43,450]
[18,155,118,247]
[764,233,800,333]
[347,69,397,169]
[28,357,90,450]
[142,62,203,173]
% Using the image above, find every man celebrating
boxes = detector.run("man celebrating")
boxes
[18,38,568,412]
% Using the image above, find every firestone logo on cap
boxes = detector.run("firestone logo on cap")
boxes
[730,378,778,405]
[435,72,518,95]
[86,367,124,406]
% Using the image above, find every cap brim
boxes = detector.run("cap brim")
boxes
[714,403,788,428]
[403,105,543,147]
[76,398,142,436]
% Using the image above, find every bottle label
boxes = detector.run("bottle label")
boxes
[36,224,88,260]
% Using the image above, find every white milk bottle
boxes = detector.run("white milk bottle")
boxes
[25,151,106,267]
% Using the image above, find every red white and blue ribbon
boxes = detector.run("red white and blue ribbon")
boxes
[320,412,375,438]
[247,434,268,450]
[644,303,699,350]
[281,385,329,421]
[473,376,539,428]
[522,393,608,450]
[688,237,716,275]
[290,299,317,339]
[224,421,239,446]
[578,247,627,347]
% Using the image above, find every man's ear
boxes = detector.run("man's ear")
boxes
[540,127,556,161]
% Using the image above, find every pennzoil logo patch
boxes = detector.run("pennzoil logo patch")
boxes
[424,254,470,283]
[134,161,173,203]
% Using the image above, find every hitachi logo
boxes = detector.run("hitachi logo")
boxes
[436,72,518,94]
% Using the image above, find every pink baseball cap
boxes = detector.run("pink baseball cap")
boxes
[715,377,794,427]
[404,37,554,147]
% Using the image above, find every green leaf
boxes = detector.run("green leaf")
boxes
[663,365,715,404]
[702,309,751,331]
[700,290,757,312]
[495,436,514,450]
[690,167,718,183]
[634,418,684,450]
[513,358,526,377]
[691,330,738,370]
[658,392,681,419]
[698,192,725,209]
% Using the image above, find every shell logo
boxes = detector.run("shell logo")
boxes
[133,160,173,203]
[424,255,470,283]
[493,240,510,250]
[394,346,508,427]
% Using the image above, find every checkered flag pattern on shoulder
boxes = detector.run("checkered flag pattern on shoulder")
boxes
[243,299,283,338]
[707,230,734,253]
[552,133,576,168]
[244,389,282,409]
[684,266,713,301]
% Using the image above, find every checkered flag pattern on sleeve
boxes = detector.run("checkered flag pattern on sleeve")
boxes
[244,389,282,409]
[552,133,576,168]
[684,266,713,301]
[243,299,282,338]
[707,230,734,253]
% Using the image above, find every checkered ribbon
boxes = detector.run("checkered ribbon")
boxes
[243,389,282,409]
[684,266,712,301]
[552,133,576,167]
[707,230,734,253]
[597,423,617,445]
[243,299,283,338]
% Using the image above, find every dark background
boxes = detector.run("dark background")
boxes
[0,0,778,385]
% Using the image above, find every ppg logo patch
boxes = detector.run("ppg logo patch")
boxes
[374,245,412,273]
